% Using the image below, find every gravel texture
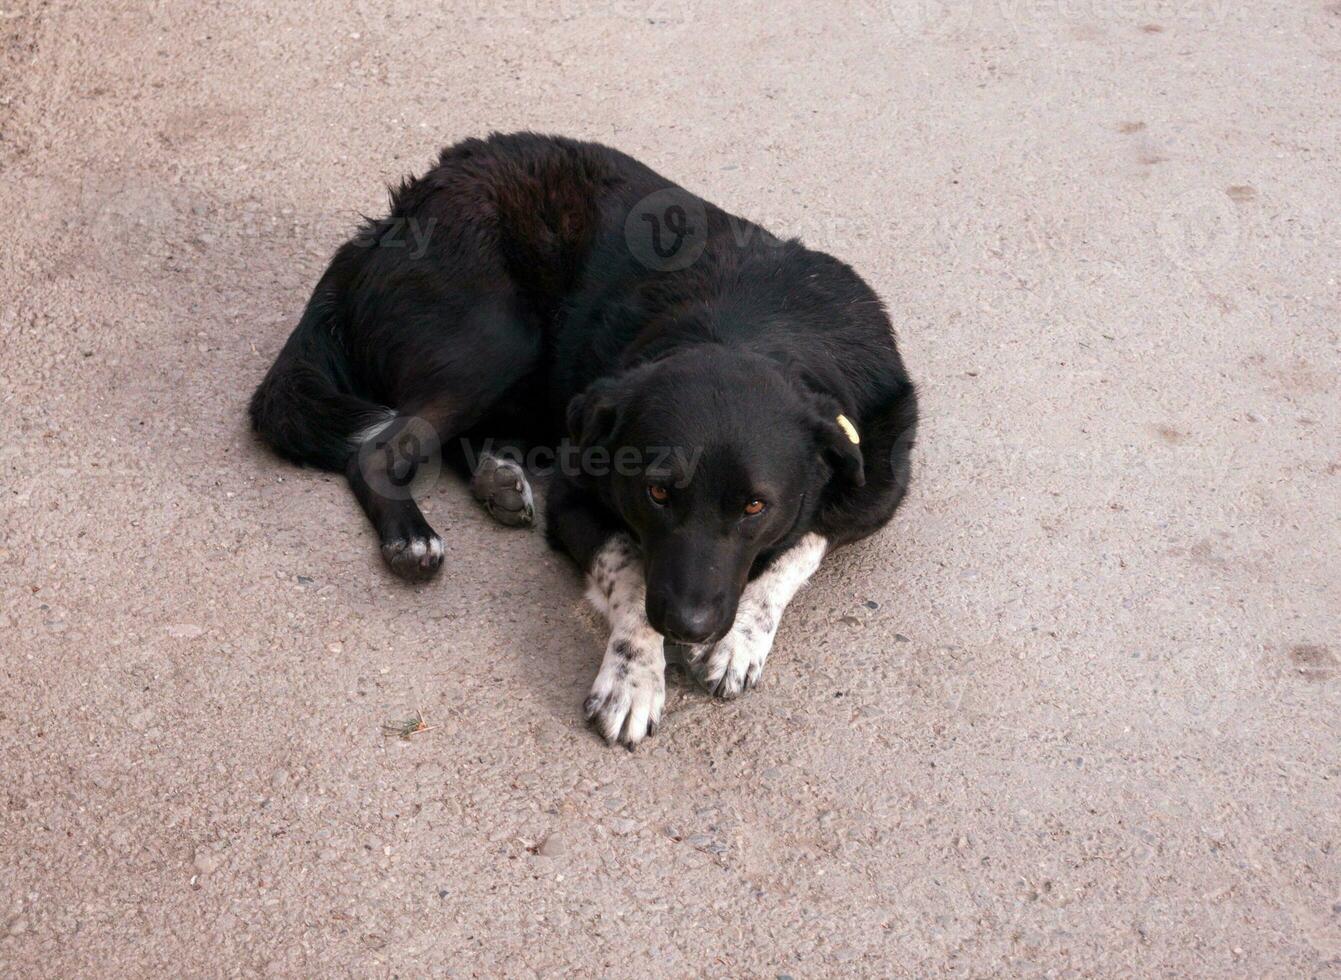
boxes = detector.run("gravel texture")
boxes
[1,1,1338,975]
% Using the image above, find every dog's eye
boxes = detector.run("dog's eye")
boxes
[743,499,766,516]
[647,484,670,506]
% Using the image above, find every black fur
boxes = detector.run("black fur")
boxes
[251,132,917,637]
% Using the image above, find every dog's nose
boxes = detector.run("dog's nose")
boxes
[660,603,719,645]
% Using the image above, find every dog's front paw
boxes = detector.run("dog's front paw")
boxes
[689,621,774,700]
[584,636,665,748]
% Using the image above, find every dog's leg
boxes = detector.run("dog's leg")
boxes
[346,412,445,582]
[582,534,666,748]
[689,532,828,699]
[546,476,665,747]
[342,291,543,581]
[469,447,535,528]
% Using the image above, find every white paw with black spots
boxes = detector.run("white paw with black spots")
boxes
[688,616,775,699]
[584,636,665,749]
[381,533,443,582]
[470,455,534,527]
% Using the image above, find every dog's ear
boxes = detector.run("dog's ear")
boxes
[782,364,866,488]
[566,378,622,451]
[814,411,866,487]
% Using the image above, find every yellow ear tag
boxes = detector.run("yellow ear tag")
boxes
[836,414,860,445]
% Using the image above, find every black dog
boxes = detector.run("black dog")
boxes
[250,133,917,747]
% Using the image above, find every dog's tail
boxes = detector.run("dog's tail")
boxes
[249,273,391,472]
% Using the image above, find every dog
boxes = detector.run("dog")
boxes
[250,132,918,747]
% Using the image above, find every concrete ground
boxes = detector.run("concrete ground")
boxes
[1,0,1338,975]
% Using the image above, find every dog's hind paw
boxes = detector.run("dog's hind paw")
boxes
[381,533,444,582]
[470,454,535,528]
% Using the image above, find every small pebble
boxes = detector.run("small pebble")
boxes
[538,834,568,857]
[129,708,155,732]
[192,848,221,875]
[415,763,445,789]
[686,833,728,855]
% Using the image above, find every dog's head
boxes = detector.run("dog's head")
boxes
[567,346,863,643]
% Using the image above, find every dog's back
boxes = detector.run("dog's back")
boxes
[250,133,613,466]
